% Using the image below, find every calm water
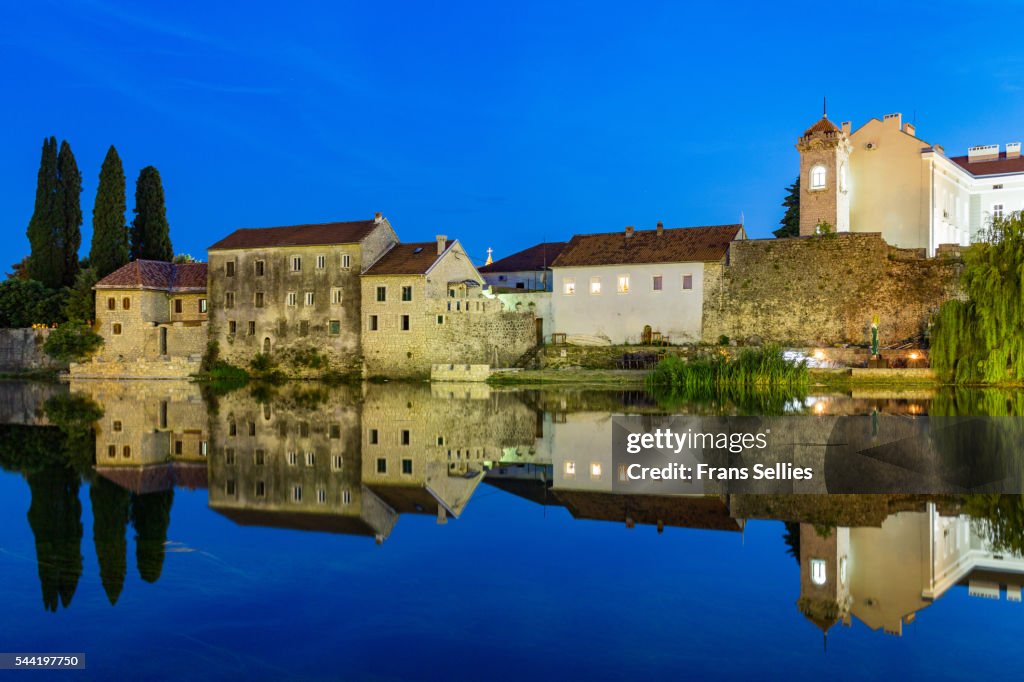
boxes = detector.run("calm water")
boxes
[0,380,1022,681]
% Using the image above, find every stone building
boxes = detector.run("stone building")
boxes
[74,260,208,378]
[550,222,745,344]
[479,241,567,291]
[360,236,536,377]
[207,215,398,374]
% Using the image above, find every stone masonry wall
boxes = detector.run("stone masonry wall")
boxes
[702,233,960,346]
[0,328,65,373]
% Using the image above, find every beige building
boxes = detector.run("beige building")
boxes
[207,215,398,374]
[798,110,1024,253]
[75,260,208,378]
[360,236,536,377]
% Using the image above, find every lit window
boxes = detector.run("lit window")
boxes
[810,165,826,189]
[590,277,601,295]
[617,274,630,293]
[341,254,351,269]
[401,286,412,301]
[652,275,663,291]
[591,462,602,479]
[316,255,326,269]
[331,288,343,305]
[291,256,302,272]
[810,559,827,585]
[564,460,576,477]
[682,274,693,290]
[305,292,315,306]
[563,278,576,296]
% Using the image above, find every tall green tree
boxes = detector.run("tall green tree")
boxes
[130,166,173,262]
[773,176,800,238]
[90,146,129,278]
[25,137,61,287]
[55,141,82,287]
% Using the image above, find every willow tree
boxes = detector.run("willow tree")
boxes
[932,211,1024,383]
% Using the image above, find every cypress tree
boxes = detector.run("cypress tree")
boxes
[90,146,129,278]
[773,176,800,238]
[130,166,173,262]
[55,141,82,287]
[91,478,131,605]
[26,137,62,287]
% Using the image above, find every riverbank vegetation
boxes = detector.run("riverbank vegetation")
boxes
[646,345,809,392]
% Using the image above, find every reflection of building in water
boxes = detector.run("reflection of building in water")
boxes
[70,380,210,493]
[794,503,1024,637]
[208,383,537,540]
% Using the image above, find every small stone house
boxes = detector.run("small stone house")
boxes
[81,260,208,376]
[360,235,536,377]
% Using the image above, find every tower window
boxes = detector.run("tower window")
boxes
[810,558,827,585]
[810,165,826,190]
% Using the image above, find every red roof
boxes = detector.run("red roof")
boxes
[948,152,1024,177]
[552,224,743,268]
[208,219,382,250]
[802,116,842,138]
[94,260,207,292]
[479,242,568,273]
[363,240,454,276]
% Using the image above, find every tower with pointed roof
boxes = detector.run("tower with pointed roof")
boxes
[797,103,852,236]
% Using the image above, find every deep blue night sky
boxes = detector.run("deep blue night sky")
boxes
[3,1,1024,265]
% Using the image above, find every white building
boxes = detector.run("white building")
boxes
[550,223,745,344]
[479,241,567,291]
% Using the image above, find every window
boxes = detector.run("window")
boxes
[316,255,326,270]
[112,323,122,335]
[291,256,302,272]
[401,429,411,445]
[332,455,344,470]
[254,292,264,308]
[331,288,343,305]
[400,314,410,331]
[994,204,1005,220]
[328,320,341,335]
[436,315,444,325]
[107,445,116,458]
[225,448,235,465]
[617,274,630,294]
[292,485,302,503]
[376,286,387,302]
[591,462,602,479]
[342,489,352,505]
[993,184,1004,190]
[401,286,412,301]
[288,451,298,466]
[304,291,315,306]
[174,440,183,455]
[199,298,208,313]
[329,424,341,439]
[122,445,131,459]
[376,457,387,474]
[402,458,413,475]
[369,315,379,331]
[437,436,446,446]
[174,299,183,314]
[247,321,256,336]
[112,420,122,432]
[299,422,309,437]
[225,292,235,308]
[255,260,265,276]
[226,480,236,496]
[810,559,827,585]
[228,421,237,436]
[369,429,379,444]
[248,421,256,436]
[255,481,266,497]
[564,460,576,477]
[225,261,235,277]
[122,297,131,310]
[305,451,316,467]
[228,320,237,335]
[254,450,265,466]
[341,254,351,269]
[810,165,826,189]
[652,275,663,292]
[200,441,208,456]
[287,292,297,307]
[590,277,602,295]
[317,488,327,504]
[682,274,693,290]
[299,320,309,336]
[563,278,576,296]
[107,297,116,310]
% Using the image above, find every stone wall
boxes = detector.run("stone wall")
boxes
[94,288,207,365]
[702,233,960,346]
[69,356,202,379]
[0,328,65,373]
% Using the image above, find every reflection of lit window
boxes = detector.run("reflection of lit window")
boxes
[810,558,827,585]
[591,462,602,479]
[840,557,848,585]
[564,461,576,477]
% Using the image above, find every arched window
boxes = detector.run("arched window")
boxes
[810,165,827,189]
[810,558,827,585]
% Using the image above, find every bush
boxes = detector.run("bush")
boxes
[0,279,66,328]
[250,353,277,373]
[43,320,103,361]
[647,345,808,392]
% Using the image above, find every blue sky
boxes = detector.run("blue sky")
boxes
[3,0,1024,266]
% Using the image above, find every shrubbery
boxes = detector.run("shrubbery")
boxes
[42,320,103,361]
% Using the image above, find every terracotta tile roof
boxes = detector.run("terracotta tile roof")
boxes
[211,507,392,538]
[948,152,1024,177]
[363,240,454,276]
[94,260,207,292]
[208,219,381,250]
[551,490,743,532]
[95,462,208,494]
[479,242,568,273]
[551,224,743,268]
[802,116,842,137]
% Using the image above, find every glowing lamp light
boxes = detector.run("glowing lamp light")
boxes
[909,351,921,360]
[813,401,827,415]
[813,350,826,361]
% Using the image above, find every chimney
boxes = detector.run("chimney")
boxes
[903,123,916,137]
[656,221,664,236]
[374,212,383,223]
[883,112,902,129]
[841,121,851,135]
[1008,142,1021,159]
[968,144,1000,162]
[625,226,635,238]
[436,234,447,255]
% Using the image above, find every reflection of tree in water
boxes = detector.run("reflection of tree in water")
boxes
[648,384,807,416]
[965,494,1024,557]
[26,463,83,612]
[782,522,800,564]
[90,477,131,605]
[929,387,1024,417]
[131,490,174,583]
